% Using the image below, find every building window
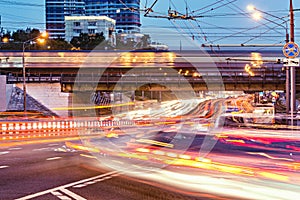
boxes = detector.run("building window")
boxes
[74,29,82,33]
[74,22,80,26]
[88,29,95,34]
[88,21,97,26]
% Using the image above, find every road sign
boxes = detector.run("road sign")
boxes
[283,42,299,58]
[283,58,300,66]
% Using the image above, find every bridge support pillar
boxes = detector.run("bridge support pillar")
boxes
[158,91,162,102]
[142,91,144,99]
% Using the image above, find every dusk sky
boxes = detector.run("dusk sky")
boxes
[0,0,299,49]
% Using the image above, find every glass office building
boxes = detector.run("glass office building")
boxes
[84,0,141,33]
[46,0,85,38]
[46,0,141,39]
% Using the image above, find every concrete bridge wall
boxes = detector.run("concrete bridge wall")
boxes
[16,83,71,117]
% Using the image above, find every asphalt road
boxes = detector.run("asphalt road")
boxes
[0,141,221,200]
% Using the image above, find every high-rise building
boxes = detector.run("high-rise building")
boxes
[46,0,141,39]
[46,0,85,38]
[84,0,141,33]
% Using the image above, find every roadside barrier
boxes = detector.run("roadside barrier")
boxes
[0,119,135,140]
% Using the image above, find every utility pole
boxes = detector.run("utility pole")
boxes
[290,0,296,116]
[285,0,297,115]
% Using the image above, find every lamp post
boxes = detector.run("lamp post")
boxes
[22,32,47,112]
[247,3,295,114]
[247,5,289,43]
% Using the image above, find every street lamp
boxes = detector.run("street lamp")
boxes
[247,5,289,43]
[22,32,48,112]
[247,4,293,114]
[248,2,297,118]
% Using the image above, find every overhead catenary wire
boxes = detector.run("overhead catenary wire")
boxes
[190,0,226,14]
[197,19,275,44]
[0,0,43,7]
[192,0,238,16]
[226,0,289,45]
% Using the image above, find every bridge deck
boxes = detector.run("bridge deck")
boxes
[0,50,298,92]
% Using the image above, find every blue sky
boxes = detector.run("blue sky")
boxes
[140,0,300,49]
[0,0,299,49]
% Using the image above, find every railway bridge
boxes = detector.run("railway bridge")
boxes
[1,49,299,116]
[0,50,297,93]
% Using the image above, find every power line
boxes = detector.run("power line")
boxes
[0,0,43,7]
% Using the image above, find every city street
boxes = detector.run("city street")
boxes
[0,0,300,199]
[0,141,230,200]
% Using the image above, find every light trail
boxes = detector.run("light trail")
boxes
[53,102,134,111]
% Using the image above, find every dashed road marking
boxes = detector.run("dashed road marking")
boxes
[60,188,87,200]
[72,175,114,188]
[46,157,62,161]
[16,171,119,200]
[72,184,85,188]
[80,154,96,159]
[33,147,52,151]
[8,147,22,150]
[51,190,72,200]
[0,151,9,155]
[48,143,60,146]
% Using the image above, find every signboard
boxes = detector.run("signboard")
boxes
[283,58,300,67]
[283,42,299,58]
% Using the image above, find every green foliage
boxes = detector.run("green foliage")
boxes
[44,38,73,50]
[0,28,75,51]
[0,28,151,51]
[116,34,151,50]
[70,32,109,50]
[1,28,44,50]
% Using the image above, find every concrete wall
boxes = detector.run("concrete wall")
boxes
[16,83,71,117]
[0,75,6,111]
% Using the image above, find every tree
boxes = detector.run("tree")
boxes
[39,38,73,50]
[70,33,106,50]
[0,28,46,50]
[11,28,41,42]
[140,34,151,48]
[115,34,151,50]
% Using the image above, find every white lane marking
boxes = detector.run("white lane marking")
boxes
[48,143,60,146]
[60,188,87,200]
[51,191,71,200]
[8,147,22,150]
[102,176,112,180]
[111,173,119,177]
[33,148,52,151]
[72,184,85,188]
[0,151,9,155]
[85,181,96,185]
[80,154,96,159]
[0,166,9,169]
[57,196,71,200]
[16,171,118,200]
[72,175,115,188]
[51,191,63,196]
[46,157,62,161]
